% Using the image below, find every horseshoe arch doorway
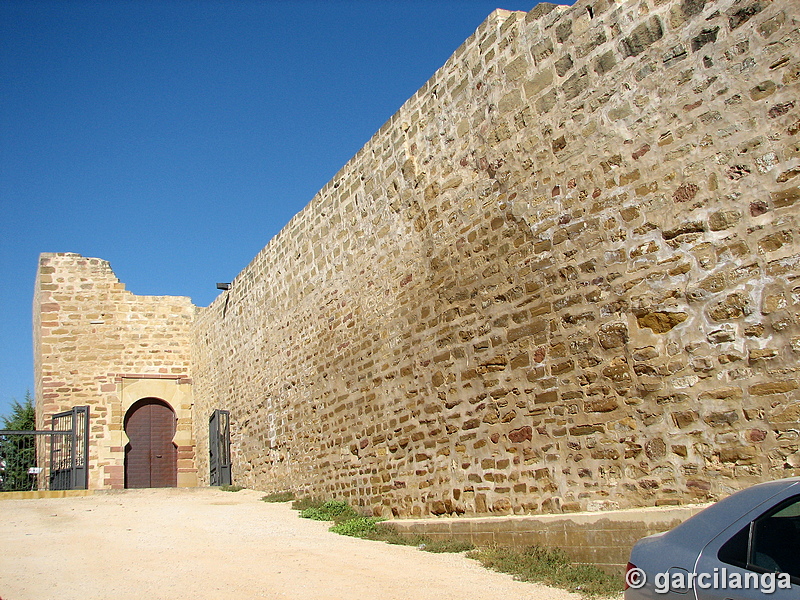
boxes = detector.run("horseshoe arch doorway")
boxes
[124,398,178,488]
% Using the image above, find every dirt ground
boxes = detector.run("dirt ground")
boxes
[0,487,582,600]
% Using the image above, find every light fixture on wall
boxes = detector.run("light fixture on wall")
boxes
[216,283,231,291]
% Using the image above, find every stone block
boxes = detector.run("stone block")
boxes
[555,54,574,77]
[562,66,589,100]
[691,27,719,51]
[750,381,798,395]
[598,323,628,349]
[636,311,688,333]
[727,0,766,30]
[620,17,664,57]
[708,210,741,231]
[524,69,554,98]
[749,80,777,101]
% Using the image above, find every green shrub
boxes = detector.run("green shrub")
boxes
[261,491,295,502]
[329,516,385,537]
[299,500,359,523]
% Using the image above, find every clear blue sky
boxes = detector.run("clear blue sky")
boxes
[0,0,545,420]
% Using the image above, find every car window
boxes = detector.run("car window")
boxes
[718,523,749,567]
[770,500,800,518]
[752,497,800,578]
[718,495,800,580]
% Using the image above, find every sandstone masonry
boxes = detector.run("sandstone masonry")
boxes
[34,253,197,488]
[37,0,799,517]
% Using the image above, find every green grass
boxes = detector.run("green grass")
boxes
[261,491,296,502]
[220,484,244,492]
[360,523,430,546]
[329,516,385,536]
[466,545,623,597]
[299,499,360,524]
[290,499,472,552]
[285,498,619,597]
[360,524,475,553]
[291,497,323,512]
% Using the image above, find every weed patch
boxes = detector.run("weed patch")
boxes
[220,485,244,492]
[467,545,623,597]
[289,500,471,553]
[418,538,475,553]
[329,516,385,537]
[348,523,474,553]
[261,491,296,502]
[291,497,323,512]
[360,523,430,547]
[299,500,360,524]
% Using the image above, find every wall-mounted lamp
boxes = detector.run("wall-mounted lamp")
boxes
[216,283,231,291]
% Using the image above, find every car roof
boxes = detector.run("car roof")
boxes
[660,477,800,550]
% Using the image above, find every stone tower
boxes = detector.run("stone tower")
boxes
[33,253,197,488]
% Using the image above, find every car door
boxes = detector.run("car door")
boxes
[693,493,800,600]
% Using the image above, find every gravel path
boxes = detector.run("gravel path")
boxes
[0,488,581,600]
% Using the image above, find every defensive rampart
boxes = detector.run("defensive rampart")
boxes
[34,0,799,515]
[34,253,198,488]
[191,0,800,517]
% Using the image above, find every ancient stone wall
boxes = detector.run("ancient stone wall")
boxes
[192,0,799,517]
[34,253,197,488]
[28,0,796,509]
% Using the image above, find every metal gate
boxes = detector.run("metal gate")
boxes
[49,406,90,490]
[209,409,231,486]
[0,406,89,492]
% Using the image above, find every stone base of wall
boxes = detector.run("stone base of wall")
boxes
[385,504,709,572]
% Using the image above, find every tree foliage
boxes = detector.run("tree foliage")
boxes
[0,392,37,491]
[1,391,35,430]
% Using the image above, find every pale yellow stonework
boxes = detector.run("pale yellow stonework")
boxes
[34,253,197,489]
[35,0,800,515]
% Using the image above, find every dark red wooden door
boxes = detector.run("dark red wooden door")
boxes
[124,399,177,488]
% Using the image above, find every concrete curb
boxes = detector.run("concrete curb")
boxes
[0,489,95,500]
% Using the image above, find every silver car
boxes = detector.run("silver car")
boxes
[625,477,800,600]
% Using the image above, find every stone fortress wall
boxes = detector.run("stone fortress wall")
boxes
[35,0,799,516]
[191,0,800,517]
[34,253,197,488]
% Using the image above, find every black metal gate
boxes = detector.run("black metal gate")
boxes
[0,406,89,492]
[209,409,231,486]
[50,406,89,490]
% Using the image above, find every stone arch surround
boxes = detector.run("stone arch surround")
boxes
[118,376,196,488]
[123,396,178,488]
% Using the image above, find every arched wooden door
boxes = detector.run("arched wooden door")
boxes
[124,398,177,488]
